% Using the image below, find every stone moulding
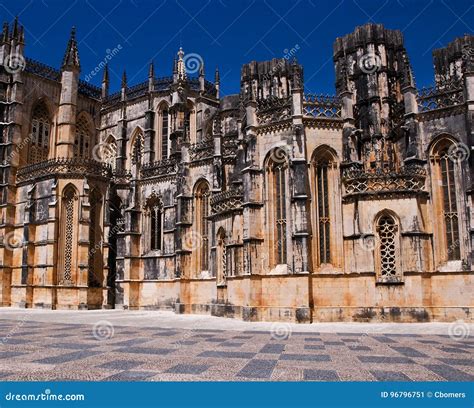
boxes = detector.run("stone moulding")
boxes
[16,157,112,183]
[141,157,178,178]
[303,94,341,118]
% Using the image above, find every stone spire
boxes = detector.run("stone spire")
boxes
[176,47,186,81]
[148,60,154,78]
[2,22,9,43]
[215,67,220,98]
[62,26,80,71]
[101,63,109,99]
[121,70,127,88]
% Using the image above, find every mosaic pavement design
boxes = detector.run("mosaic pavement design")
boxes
[0,319,473,381]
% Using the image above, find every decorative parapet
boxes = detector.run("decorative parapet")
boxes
[141,157,178,178]
[342,161,426,196]
[189,138,214,161]
[256,96,292,125]
[211,185,243,214]
[303,94,341,118]
[16,158,112,183]
[417,81,464,113]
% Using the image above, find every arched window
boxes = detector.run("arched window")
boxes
[59,185,78,285]
[145,195,162,251]
[195,181,210,272]
[29,102,50,163]
[311,146,342,269]
[375,213,401,281]
[130,128,144,178]
[430,138,462,262]
[161,108,169,160]
[102,135,117,170]
[439,148,460,260]
[75,116,91,158]
[266,150,289,267]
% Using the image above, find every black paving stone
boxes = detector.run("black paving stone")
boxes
[50,343,97,350]
[357,356,415,364]
[34,350,100,364]
[233,335,252,340]
[348,346,372,351]
[0,351,25,359]
[439,347,470,354]
[173,340,199,346]
[418,340,439,344]
[304,337,322,342]
[370,370,412,381]
[304,344,325,350]
[372,336,398,343]
[280,354,331,362]
[198,350,256,359]
[205,338,228,343]
[260,344,285,354]
[104,371,156,381]
[219,342,244,348]
[324,341,345,346]
[236,359,277,379]
[390,346,428,358]
[304,369,339,381]
[424,364,474,381]
[165,364,210,374]
[116,347,175,355]
[99,360,145,370]
[111,339,151,347]
[437,358,473,366]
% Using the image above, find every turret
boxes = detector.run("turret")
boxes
[148,60,154,92]
[56,26,80,158]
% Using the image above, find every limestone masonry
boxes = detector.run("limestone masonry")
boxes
[0,20,473,322]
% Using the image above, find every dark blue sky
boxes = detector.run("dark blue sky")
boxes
[2,0,473,96]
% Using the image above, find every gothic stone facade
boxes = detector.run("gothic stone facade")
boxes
[0,21,473,322]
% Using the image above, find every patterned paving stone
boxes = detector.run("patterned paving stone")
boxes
[357,356,415,364]
[236,359,277,379]
[115,347,175,355]
[424,364,474,381]
[233,335,252,340]
[198,351,256,359]
[390,346,428,358]
[205,338,228,343]
[304,344,325,351]
[304,337,322,342]
[370,370,412,381]
[98,360,145,370]
[104,371,156,381]
[34,350,101,364]
[373,336,398,343]
[111,339,151,347]
[166,364,210,374]
[260,344,285,354]
[0,351,26,358]
[324,341,344,346]
[348,346,372,351]
[280,354,331,362]
[219,342,244,348]
[304,369,339,381]
[437,358,472,366]
[438,347,470,354]
[49,342,99,350]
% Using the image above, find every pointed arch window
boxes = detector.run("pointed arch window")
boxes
[195,181,210,271]
[161,109,169,160]
[103,136,117,170]
[88,189,103,287]
[375,213,401,282]
[430,138,462,263]
[59,186,77,285]
[439,149,460,260]
[149,200,162,251]
[29,103,50,163]
[266,153,289,268]
[316,161,330,263]
[75,116,91,158]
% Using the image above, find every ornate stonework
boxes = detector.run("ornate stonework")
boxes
[0,21,472,322]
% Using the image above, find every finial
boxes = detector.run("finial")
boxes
[62,25,80,71]
[148,60,154,78]
[102,63,109,83]
[2,22,9,43]
[12,16,18,39]
[215,66,220,84]
[121,70,127,88]
[199,61,204,77]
